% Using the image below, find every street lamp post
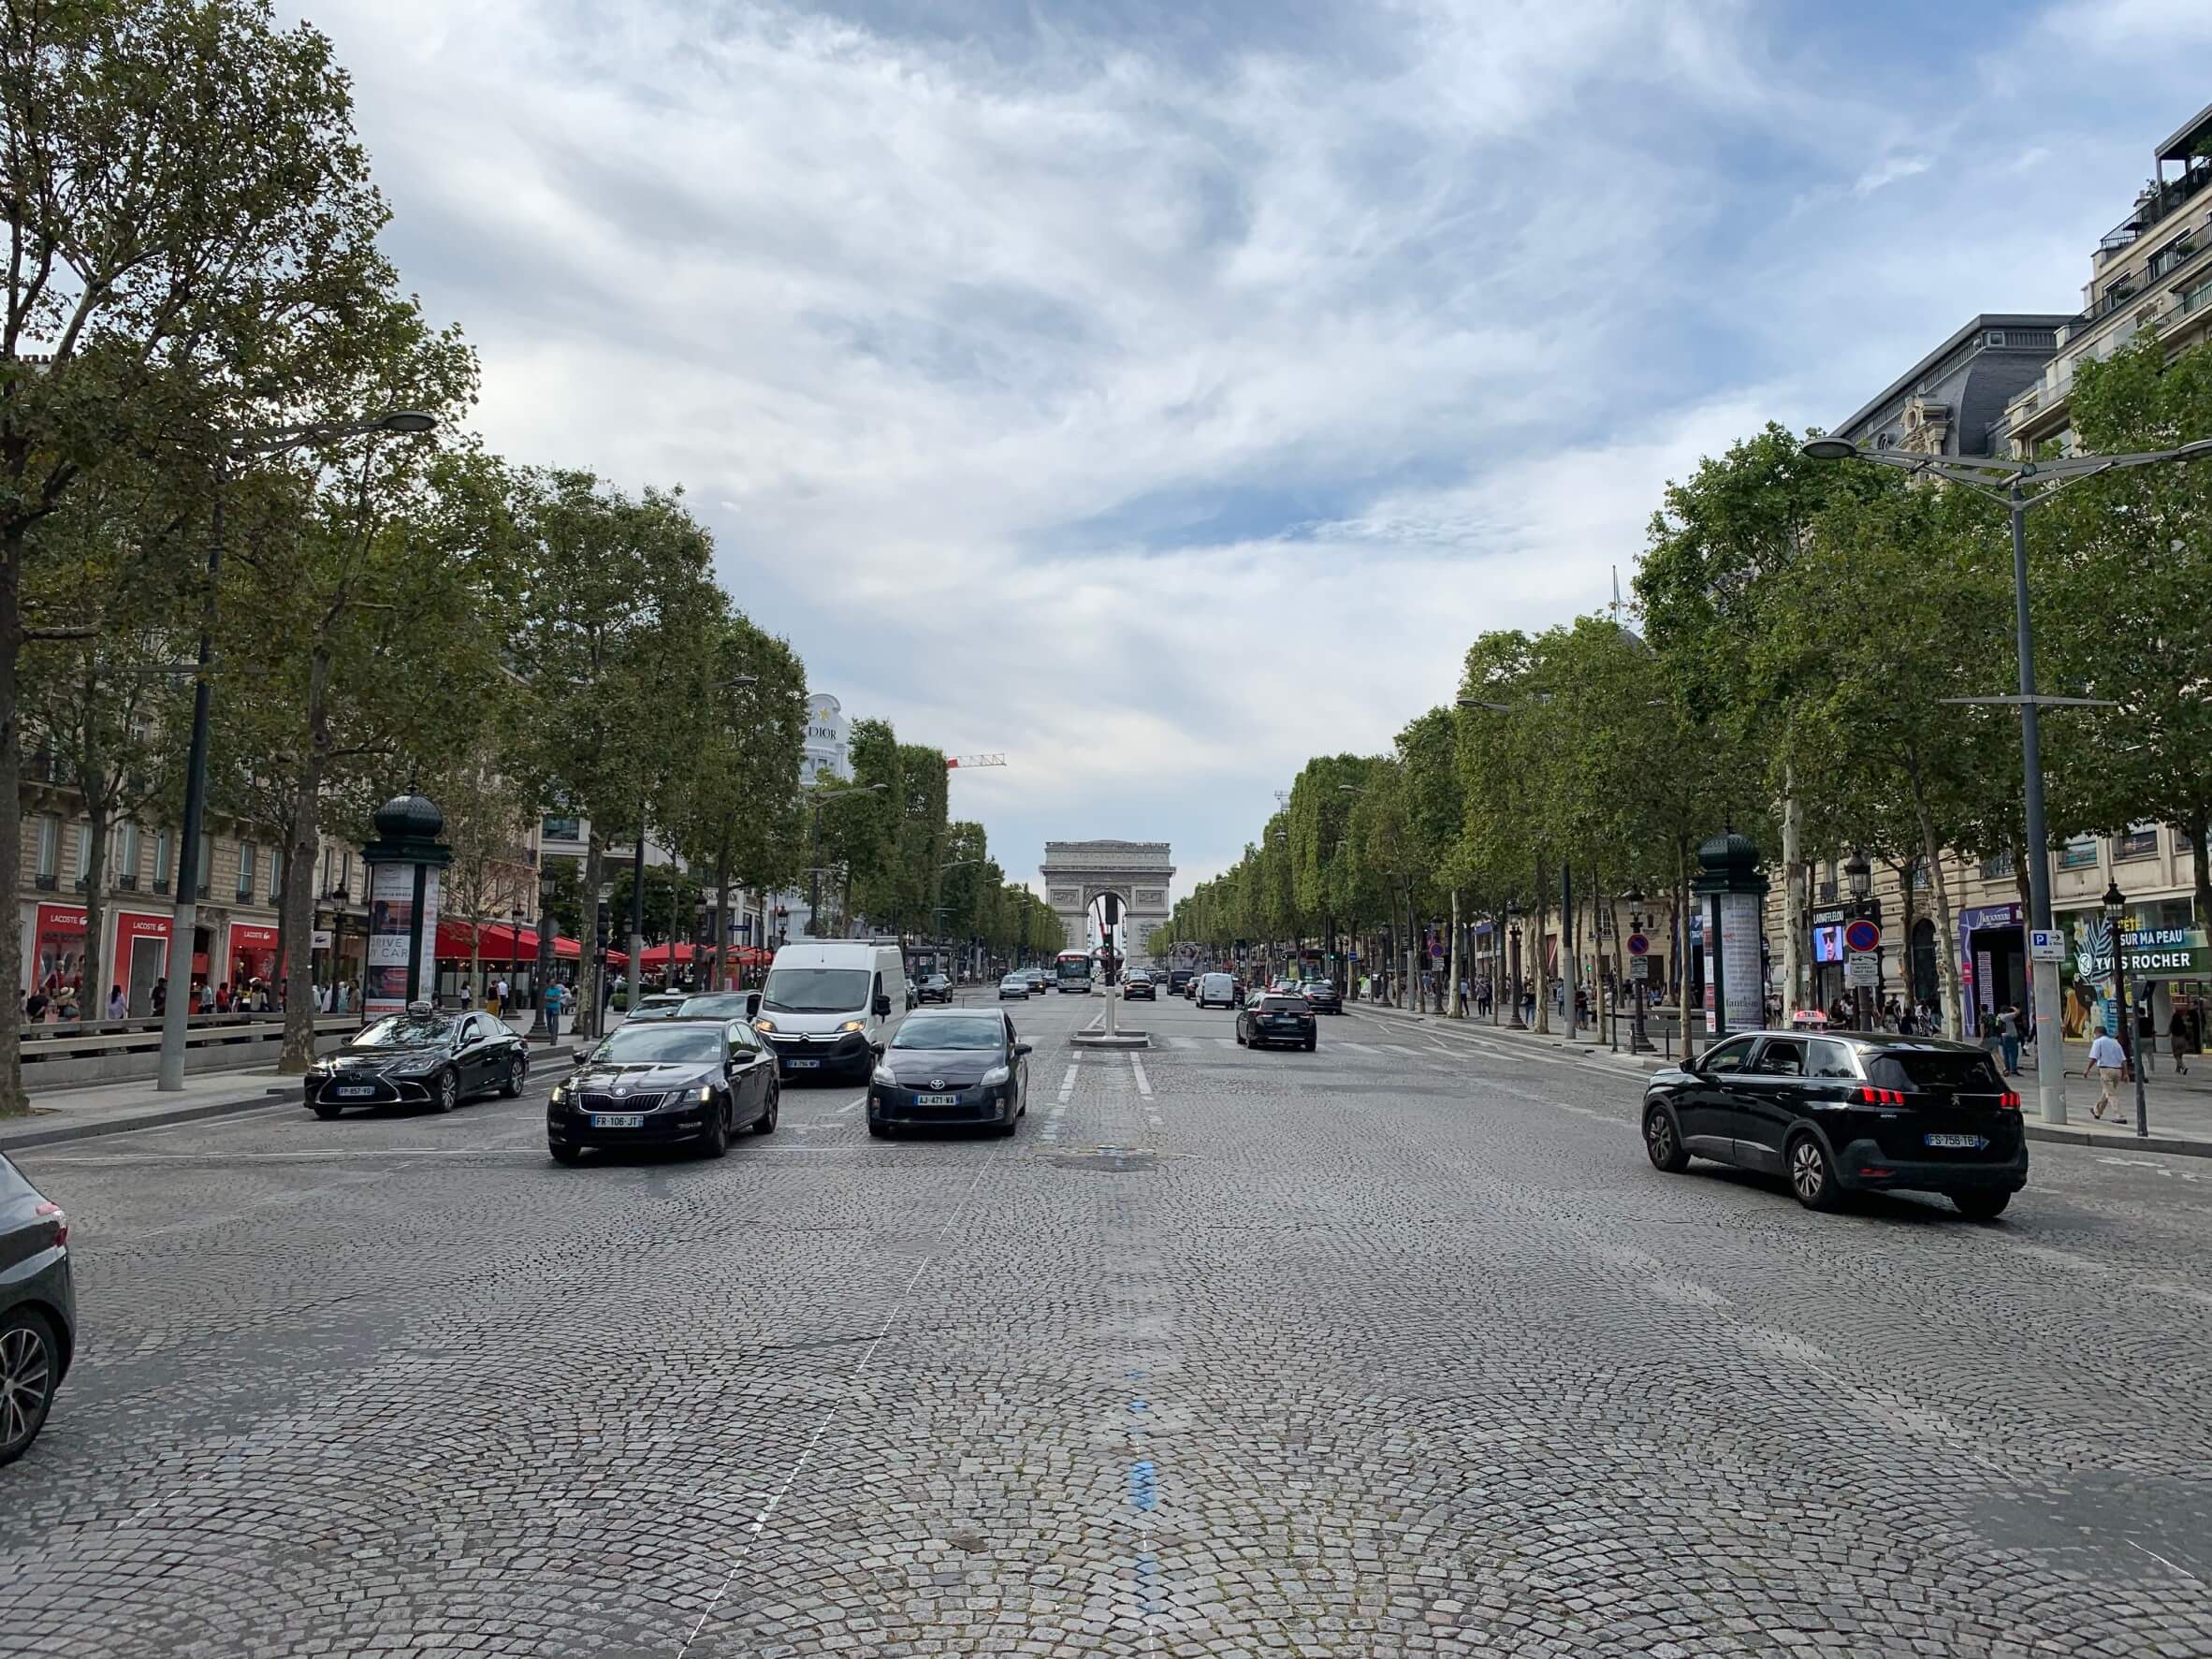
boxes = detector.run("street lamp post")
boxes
[1506,900,1524,1028]
[2104,880,2150,1139]
[1803,433,2212,1125]
[1625,886,1652,1054]
[156,410,438,1092]
[534,866,557,1041]
[507,904,525,1026]
[805,782,888,938]
[1844,848,1872,1032]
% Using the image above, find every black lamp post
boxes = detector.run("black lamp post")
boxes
[1506,899,1525,1029]
[507,904,525,1024]
[1844,849,1872,1031]
[535,866,557,1041]
[2104,879,2149,1138]
[1624,885,1652,1054]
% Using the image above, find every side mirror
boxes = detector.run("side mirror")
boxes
[1015,1041,1032,1056]
[874,994,892,1017]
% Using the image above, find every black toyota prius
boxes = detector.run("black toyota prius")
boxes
[547,1017,779,1163]
[867,1009,1030,1138]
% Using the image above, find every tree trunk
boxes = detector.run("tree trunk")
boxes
[1533,858,1550,1036]
[1447,888,1462,1018]
[82,797,109,1019]
[277,754,327,1073]
[1590,858,1607,1047]
[1905,758,1965,1040]
[582,834,605,1038]
[1675,835,1693,1059]
[0,538,20,1114]
[2191,808,2212,940]
[471,933,483,1009]
[712,847,731,994]
[1779,772,1803,1019]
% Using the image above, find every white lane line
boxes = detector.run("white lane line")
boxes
[1129,1055,1152,1099]
[1057,1059,1082,1102]
[677,1143,1006,1655]
[836,1096,865,1115]
[1213,1038,1240,1051]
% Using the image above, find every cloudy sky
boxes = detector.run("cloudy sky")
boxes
[292,0,2211,897]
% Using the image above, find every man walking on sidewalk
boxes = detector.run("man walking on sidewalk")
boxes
[2088,1026,2127,1121]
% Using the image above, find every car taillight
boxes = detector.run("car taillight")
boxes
[35,1199,66,1246]
[1855,1085,1907,1106]
[1999,1091,2021,1110]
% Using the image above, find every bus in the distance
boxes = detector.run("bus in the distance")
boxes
[1055,950,1095,994]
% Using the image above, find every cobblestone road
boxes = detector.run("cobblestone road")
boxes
[4,989,2210,1657]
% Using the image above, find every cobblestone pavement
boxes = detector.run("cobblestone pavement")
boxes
[3,987,2210,1656]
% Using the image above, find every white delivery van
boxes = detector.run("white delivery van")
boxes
[754,940,910,1082]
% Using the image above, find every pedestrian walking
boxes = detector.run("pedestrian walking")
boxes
[152,978,167,1018]
[106,984,125,1020]
[494,975,509,1016]
[1998,1002,2022,1075]
[2170,1005,2190,1076]
[544,980,565,1041]
[2088,1026,2127,1120]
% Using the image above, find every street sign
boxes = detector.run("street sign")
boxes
[1628,956,1650,981]
[1844,954,1879,988]
[1842,918,1881,953]
[1626,932,1650,957]
[2030,928,2066,964]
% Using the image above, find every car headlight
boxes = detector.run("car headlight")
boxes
[752,1017,776,1033]
[391,1057,442,1077]
[551,1083,568,1104]
[870,1065,896,1086]
[697,1084,715,1102]
[837,1019,866,1034]
[981,1064,1011,1086]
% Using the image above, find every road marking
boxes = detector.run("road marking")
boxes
[1129,1055,1152,1099]
[678,1142,1007,1655]
[1337,1041,1381,1055]
[2125,1538,2200,1580]
[836,1096,865,1115]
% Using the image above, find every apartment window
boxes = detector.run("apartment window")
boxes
[34,815,59,887]
[116,822,139,890]
[72,823,91,889]
[237,842,256,901]
[269,844,284,901]
[542,815,579,843]
[2059,836,2100,870]
[154,829,173,894]
[1817,858,1839,903]
[1978,850,2016,880]
[2115,823,2160,861]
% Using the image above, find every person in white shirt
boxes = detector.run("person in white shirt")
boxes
[2086,1027,2127,1120]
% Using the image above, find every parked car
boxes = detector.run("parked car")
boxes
[1302,979,1344,1014]
[997,974,1030,1000]
[0,1151,71,1465]
[677,991,763,1023]
[868,1008,1030,1138]
[548,1017,779,1163]
[304,1004,529,1117]
[1237,991,1317,1052]
[1640,1030,2027,1217]
[1124,971,1157,1001]
[916,973,955,1005]
[1196,971,1239,1010]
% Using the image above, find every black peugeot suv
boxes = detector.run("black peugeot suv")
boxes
[1640,1030,2028,1218]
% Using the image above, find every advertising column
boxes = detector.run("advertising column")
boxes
[364,863,415,1018]
[360,792,453,1018]
[1691,831,1769,1042]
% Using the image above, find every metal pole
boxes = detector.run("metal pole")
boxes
[2013,483,2067,1126]
[625,814,645,1016]
[2133,964,2150,1139]
[157,478,224,1091]
[807,801,823,938]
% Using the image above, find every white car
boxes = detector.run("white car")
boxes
[998,974,1030,1000]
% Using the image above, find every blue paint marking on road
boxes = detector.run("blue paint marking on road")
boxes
[1129,1398,1148,1414]
[1135,1550,1162,1615]
[1128,1460,1157,1511]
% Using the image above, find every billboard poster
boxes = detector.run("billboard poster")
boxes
[229,923,280,989]
[365,863,416,1015]
[33,904,87,995]
[1703,891,1764,1034]
[417,866,442,1003]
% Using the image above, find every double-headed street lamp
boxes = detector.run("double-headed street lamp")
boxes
[1801,432,2212,1126]
[157,409,438,1092]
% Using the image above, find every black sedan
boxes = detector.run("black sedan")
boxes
[1236,992,1317,1052]
[1640,1029,2028,1217]
[916,973,955,1005]
[868,1010,1030,1138]
[304,1005,528,1117]
[0,1152,71,1465]
[1123,971,1157,1000]
[548,1018,779,1163]
[1302,979,1344,1014]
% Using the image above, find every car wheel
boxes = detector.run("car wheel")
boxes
[868,1121,892,1139]
[434,1068,459,1113]
[1302,1037,1316,1052]
[1787,1132,1841,1211]
[501,1055,526,1098]
[754,1086,779,1136]
[699,1099,730,1158]
[549,1142,584,1165]
[996,1110,1020,1137]
[1952,1189,2011,1221]
[1235,1025,1246,1046]
[312,1102,343,1121]
[1643,1105,1689,1172]
[0,1307,60,1467]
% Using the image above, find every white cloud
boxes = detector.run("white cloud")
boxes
[1853,153,1932,197]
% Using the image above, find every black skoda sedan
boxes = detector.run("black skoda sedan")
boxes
[0,1151,72,1466]
[548,1018,779,1163]
[868,1010,1029,1138]
[1640,1029,2028,1217]
[305,1005,528,1117]
[1302,979,1344,1014]
[1236,991,1317,1052]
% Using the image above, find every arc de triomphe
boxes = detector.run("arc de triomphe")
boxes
[1041,841,1173,963]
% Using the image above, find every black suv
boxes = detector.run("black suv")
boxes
[1168,968,1194,994]
[1640,1030,2027,1217]
[915,974,954,1005]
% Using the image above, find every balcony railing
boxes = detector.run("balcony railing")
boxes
[34,872,56,891]
[116,873,137,891]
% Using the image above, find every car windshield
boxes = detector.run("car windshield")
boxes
[999,976,1026,987]
[893,1016,1004,1051]
[677,995,751,1017]
[1309,981,1334,994]
[761,967,871,1013]
[1866,1049,2006,1093]
[924,975,950,986]
[590,1026,723,1065]
[352,1015,454,1049]
[1203,975,1232,990]
[1260,997,1308,1012]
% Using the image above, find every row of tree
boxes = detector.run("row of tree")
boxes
[1170,324,2212,1039]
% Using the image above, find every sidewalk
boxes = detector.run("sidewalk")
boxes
[1348,1001,2212,1158]
[1,1012,586,1154]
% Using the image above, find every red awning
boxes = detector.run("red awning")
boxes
[639,941,701,967]
[435,921,590,962]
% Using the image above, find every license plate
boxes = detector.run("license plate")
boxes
[1925,1132,1987,1149]
[335,1085,375,1098]
[591,1113,644,1129]
[788,1058,822,1070]
[914,1093,960,1105]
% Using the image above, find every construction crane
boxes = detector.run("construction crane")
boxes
[945,754,1007,771]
